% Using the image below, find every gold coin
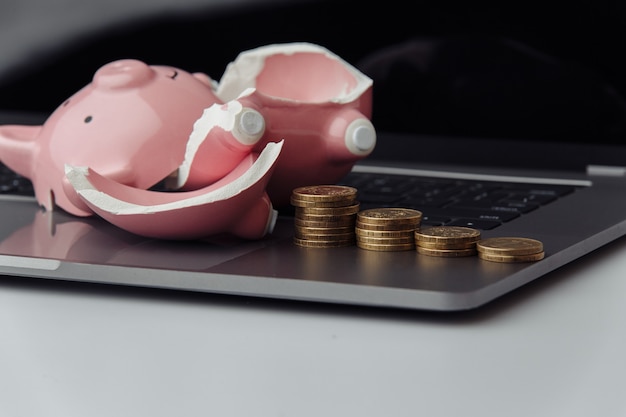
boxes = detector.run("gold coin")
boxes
[356,234,415,245]
[478,251,545,263]
[416,246,477,257]
[294,231,356,241]
[356,220,419,231]
[415,226,481,244]
[294,224,355,236]
[476,237,544,256]
[416,240,478,250]
[291,197,355,208]
[295,217,356,228]
[293,237,355,248]
[295,203,360,216]
[357,241,415,252]
[355,227,415,238]
[291,185,357,202]
[357,208,423,225]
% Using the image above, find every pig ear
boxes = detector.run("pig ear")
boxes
[93,59,156,90]
[192,72,216,88]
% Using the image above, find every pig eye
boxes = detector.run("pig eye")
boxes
[84,115,93,123]
[62,100,70,107]
[169,70,178,80]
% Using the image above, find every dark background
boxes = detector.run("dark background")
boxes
[1,0,626,143]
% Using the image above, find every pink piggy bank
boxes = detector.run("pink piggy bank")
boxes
[0,42,376,240]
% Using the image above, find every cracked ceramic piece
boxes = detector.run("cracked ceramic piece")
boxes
[0,43,375,239]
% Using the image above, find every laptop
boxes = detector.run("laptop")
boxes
[1,30,626,311]
[1,104,626,313]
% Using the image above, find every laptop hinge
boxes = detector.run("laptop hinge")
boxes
[586,165,626,177]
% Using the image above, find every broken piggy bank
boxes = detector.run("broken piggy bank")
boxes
[0,42,376,240]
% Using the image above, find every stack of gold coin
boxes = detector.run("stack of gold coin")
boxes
[291,185,359,248]
[415,226,481,257]
[355,208,422,251]
[476,237,545,262]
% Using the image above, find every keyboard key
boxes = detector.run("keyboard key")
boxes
[421,207,521,223]
[339,171,579,230]
[446,218,502,230]
[448,200,539,214]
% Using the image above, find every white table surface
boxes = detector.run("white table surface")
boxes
[2,236,626,417]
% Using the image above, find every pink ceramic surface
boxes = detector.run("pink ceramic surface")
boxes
[209,43,376,206]
[0,43,375,240]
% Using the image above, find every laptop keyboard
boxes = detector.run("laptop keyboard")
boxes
[338,171,579,230]
[0,163,578,231]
